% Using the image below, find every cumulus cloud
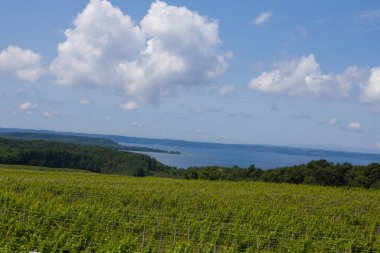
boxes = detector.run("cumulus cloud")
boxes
[218,85,234,96]
[120,101,139,111]
[0,46,44,82]
[19,102,38,112]
[50,0,229,103]
[249,55,362,98]
[346,122,363,132]
[253,12,273,26]
[360,67,380,103]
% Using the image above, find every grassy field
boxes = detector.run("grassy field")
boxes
[0,165,379,252]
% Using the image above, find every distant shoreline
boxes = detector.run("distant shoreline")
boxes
[119,146,181,154]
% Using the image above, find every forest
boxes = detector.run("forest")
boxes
[0,137,177,177]
[184,160,380,189]
[0,132,180,154]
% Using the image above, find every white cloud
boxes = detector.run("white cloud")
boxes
[19,102,38,112]
[0,46,44,82]
[79,99,91,105]
[360,67,380,103]
[326,118,339,126]
[218,85,234,96]
[120,101,139,111]
[253,12,273,26]
[346,122,363,132]
[249,55,362,98]
[376,143,380,149]
[43,111,59,117]
[50,0,229,103]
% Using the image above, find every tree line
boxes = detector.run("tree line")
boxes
[0,132,180,154]
[0,137,177,177]
[184,160,380,188]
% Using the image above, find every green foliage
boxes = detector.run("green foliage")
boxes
[0,166,379,252]
[0,137,174,176]
[0,132,181,154]
[0,132,122,148]
[185,160,380,189]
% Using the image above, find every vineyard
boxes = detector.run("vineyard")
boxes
[0,165,380,252]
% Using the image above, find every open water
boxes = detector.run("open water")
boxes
[120,141,380,169]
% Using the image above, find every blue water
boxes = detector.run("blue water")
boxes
[120,142,380,169]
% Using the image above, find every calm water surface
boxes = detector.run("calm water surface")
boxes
[120,142,380,169]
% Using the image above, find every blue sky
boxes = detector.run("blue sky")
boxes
[0,0,380,152]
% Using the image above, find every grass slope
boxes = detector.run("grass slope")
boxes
[0,165,379,252]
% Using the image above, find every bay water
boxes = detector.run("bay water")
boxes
[120,141,380,169]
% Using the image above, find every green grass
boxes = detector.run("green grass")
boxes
[0,165,379,252]
[0,164,91,173]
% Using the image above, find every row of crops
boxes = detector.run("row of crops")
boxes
[0,165,379,252]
